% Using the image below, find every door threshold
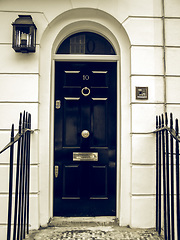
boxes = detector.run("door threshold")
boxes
[49,216,118,227]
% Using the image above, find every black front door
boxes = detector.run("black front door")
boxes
[54,62,117,216]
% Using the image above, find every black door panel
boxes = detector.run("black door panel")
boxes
[54,62,117,216]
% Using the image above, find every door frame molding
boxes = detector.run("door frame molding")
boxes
[39,8,131,226]
[51,56,120,218]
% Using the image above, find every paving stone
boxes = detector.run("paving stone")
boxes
[26,227,164,240]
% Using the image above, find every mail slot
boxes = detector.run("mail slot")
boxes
[73,152,98,161]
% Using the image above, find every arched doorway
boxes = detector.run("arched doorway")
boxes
[39,8,131,226]
[54,32,117,216]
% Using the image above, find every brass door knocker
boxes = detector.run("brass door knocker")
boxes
[81,87,90,97]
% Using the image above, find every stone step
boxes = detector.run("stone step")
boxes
[26,217,164,240]
[48,216,119,227]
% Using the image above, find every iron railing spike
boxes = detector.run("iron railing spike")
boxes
[165,112,168,126]
[159,116,161,128]
[170,113,173,128]
[155,117,158,128]
[19,112,22,134]
[161,114,164,126]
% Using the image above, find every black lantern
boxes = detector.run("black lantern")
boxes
[12,15,37,53]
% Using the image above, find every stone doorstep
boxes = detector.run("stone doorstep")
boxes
[25,217,164,240]
[48,216,119,227]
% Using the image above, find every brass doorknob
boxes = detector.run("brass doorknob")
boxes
[81,130,90,138]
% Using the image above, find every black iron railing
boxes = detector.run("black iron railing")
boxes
[156,113,180,240]
[0,111,32,240]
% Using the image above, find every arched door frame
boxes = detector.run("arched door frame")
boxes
[39,8,131,227]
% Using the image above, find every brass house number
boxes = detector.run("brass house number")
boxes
[83,75,89,80]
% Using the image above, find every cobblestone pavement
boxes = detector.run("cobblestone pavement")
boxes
[26,217,164,240]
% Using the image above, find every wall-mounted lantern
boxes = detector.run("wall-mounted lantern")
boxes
[12,15,37,53]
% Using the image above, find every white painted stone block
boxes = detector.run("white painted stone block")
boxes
[132,134,155,164]
[165,19,180,46]
[0,194,39,229]
[0,131,11,162]
[0,166,11,193]
[164,0,180,17]
[0,103,38,130]
[97,0,129,23]
[128,0,162,17]
[30,131,39,164]
[107,0,162,20]
[0,164,38,193]
[0,226,7,240]
[131,196,156,228]
[71,0,99,8]
[123,18,163,45]
[0,45,39,74]
[131,46,163,75]
[29,194,39,229]
[30,166,39,193]
[166,48,180,76]
[131,104,164,133]
[0,12,13,44]
[166,77,180,103]
[0,195,10,223]
[132,166,156,194]
[0,74,38,102]
[131,76,164,103]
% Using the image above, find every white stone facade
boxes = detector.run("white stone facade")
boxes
[0,0,179,238]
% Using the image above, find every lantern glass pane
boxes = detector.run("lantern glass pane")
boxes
[12,15,37,52]
[30,26,35,47]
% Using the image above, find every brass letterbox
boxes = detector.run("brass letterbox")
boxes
[73,152,98,162]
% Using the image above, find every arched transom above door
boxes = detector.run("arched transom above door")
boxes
[56,32,116,55]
